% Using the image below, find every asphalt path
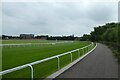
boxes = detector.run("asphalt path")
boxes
[56,43,118,78]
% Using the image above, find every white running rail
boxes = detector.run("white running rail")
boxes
[0,42,94,80]
[0,41,74,47]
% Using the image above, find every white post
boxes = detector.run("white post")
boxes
[27,64,33,80]
[57,56,60,70]
[86,46,88,52]
[56,39,57,43]
[78,49,80,57]
[83,48,85,54]
[70,52,72,62]
[88,46,89,51]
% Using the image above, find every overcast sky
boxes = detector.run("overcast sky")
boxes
[2,0,118,36]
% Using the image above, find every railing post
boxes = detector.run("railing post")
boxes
[88,46,89,52]
[87,46,88,52]
[85,47,86,54]
[86,47,87,53]
[70,52,72,62]
[92,42,93,48]
[78,49,80,57]
[88,45,89,51]
[82,48,84,55]
[57,56,60,70]
[90,42,93,50]
[27,64,33,80]
[84,48,85,54]
[88,45,90,51]
[86,46,88,53]
[91,43,92,49]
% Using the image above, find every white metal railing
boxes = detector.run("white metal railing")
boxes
[0,42,94,80]
[0,41,73,47]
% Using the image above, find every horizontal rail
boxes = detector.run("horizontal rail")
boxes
[0,42,94,77]
[0,41,74,47]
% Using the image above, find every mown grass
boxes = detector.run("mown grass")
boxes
[2,40,95,79]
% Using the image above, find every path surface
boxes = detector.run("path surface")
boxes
[56,43,118,78]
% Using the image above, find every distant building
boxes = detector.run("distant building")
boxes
[20,34,34,39]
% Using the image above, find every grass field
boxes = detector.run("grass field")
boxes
[1,40,95,79]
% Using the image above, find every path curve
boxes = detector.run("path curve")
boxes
[56,43,118,78]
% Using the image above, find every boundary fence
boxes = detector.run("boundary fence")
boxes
[0,41,73,48]
[0,42,95,80]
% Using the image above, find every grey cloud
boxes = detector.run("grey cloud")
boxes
[86,2,117,23]
[2,2,117,36]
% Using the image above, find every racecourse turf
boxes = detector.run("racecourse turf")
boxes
[2,40,94,78]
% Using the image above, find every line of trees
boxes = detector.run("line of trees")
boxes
[2,35,19,39]
[35,35,77,40]
[81,22,120,44]
[2,34,78,40]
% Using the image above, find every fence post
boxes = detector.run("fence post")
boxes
[88,45,89,51]
[27,64,34,80]
[82,48,84,55]
[78,49,80,57]
[90,44,92,50]
[70,52,72,62]
[87,46,88,52]
[85,47,86,53]
[86,47,87,53]
[57,56,60,70]
[88,45,90,51]
[84,48,85,54]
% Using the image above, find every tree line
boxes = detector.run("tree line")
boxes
[81,22,120,44]
[2,34,77,40]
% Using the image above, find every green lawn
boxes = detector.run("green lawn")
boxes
[2,40,95,79]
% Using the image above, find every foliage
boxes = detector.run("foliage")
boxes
[81,22,119,43]
[80,34,91,41]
